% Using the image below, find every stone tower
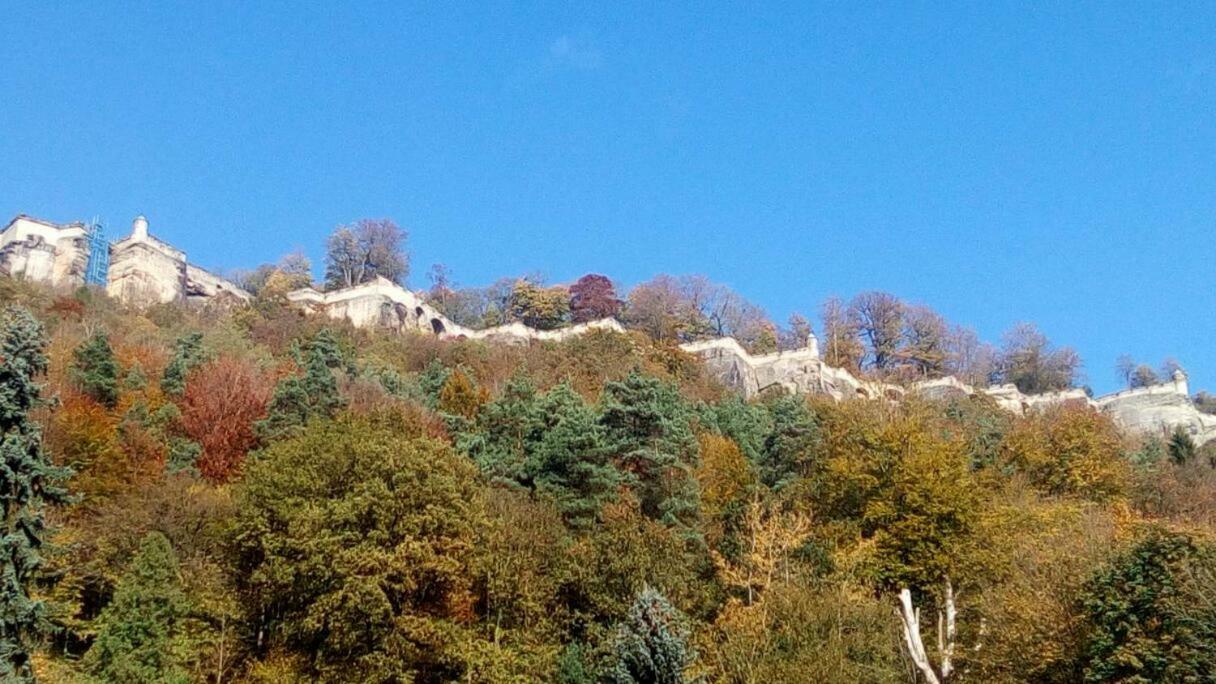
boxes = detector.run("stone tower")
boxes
[106,215,189,304]
[1173,367,1189,397]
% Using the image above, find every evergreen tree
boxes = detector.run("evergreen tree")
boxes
[300,332,345,416]
[0,306,71,681]
[757,395,821,489]
[699,396,770,465]
[70,332,120,408]
[604,586,698,684]
[458,374,542,485]
[83,532,193,684]
[256,330,347,440]
[1168,427,1197,466]
[555,643,594,684]
[529,382,620,528]
[160,333,206,396]
[1080,529,1216,683]
[600,371,699,526]
[304,328,346,374]
[416,358,453,408]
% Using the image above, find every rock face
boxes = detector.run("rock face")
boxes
[1096,372,1216,445]
[0,215,89,286]
[106,216,250,306]
[288,277,454,336]
[287,277,624,344]
[682,340,1216,446]
[677,338,890,400]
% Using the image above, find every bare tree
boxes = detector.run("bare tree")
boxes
[1160,357,1184,380]
[624,275,694,342]
[945,325,995,388]
[900,304,949,379]
[276,250,313,289]
[993,322,1082,394]
[897,579,965,684]
[851,291,904,373]
[1116,355,1137,389]
[780,312,813,351]
[821,296,863,371]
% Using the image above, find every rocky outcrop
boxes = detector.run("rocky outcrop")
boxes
[106,216,249,306]
[677,338,890,400]
[287,277,623,344]
[681,339,1216,446]
[1095,373,1216,445]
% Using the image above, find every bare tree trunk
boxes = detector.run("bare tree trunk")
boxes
[940,578,957,680]
[898,578,960,683]
[898,588,941,684]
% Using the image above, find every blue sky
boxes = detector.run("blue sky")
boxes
[2,2,1213,394]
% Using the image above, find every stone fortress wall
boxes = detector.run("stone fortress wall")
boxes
[1,214,250,306]
[3,212,1213,446]
[0,216,90,286]
[685,335,1216,446]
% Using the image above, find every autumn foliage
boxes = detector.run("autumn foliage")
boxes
[179,355,273,482]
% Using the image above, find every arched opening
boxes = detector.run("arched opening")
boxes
[431,318,446,334]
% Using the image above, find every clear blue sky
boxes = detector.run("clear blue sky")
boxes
[3,2,1213,394]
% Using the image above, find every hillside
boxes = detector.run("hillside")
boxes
[0,271,1213,684]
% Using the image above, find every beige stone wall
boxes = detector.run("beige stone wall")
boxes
[107,238,186,305]
[0,216,88,287]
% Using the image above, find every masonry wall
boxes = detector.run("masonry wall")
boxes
[0,217,88,286]
[107,237,188,305]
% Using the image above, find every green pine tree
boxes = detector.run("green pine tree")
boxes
[304,328,345,371]
[301,333,345,417]
[757,395,821,489]
[160,333,206,396]
[529,382,620,528]
[555,642,594,684]
[0,306,72,681]
[1168,427,1197,466]
[600,371,700,526]
[257,331,347,440]
[416,358,453,408]
[604,586,698,684]
[458,373,542,485]
[70,332,120,408]
[700,396,770,465]
[84,532,194,684]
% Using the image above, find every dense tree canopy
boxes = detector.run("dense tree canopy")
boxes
[0,270,1212,684]
[234,414,485,683]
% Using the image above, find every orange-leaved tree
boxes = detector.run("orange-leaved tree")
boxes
[179,355,273,483]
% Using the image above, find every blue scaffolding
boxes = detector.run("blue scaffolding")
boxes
[84,220,109,286]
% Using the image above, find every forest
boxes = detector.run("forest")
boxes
[1,225,1215,684]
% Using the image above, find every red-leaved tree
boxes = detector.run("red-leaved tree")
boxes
[569,274,622,323]
[180,356,273,483]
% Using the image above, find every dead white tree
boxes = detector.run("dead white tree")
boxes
[896,577,961,684]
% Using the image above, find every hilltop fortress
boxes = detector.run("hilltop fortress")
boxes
[4,213,1214,446]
